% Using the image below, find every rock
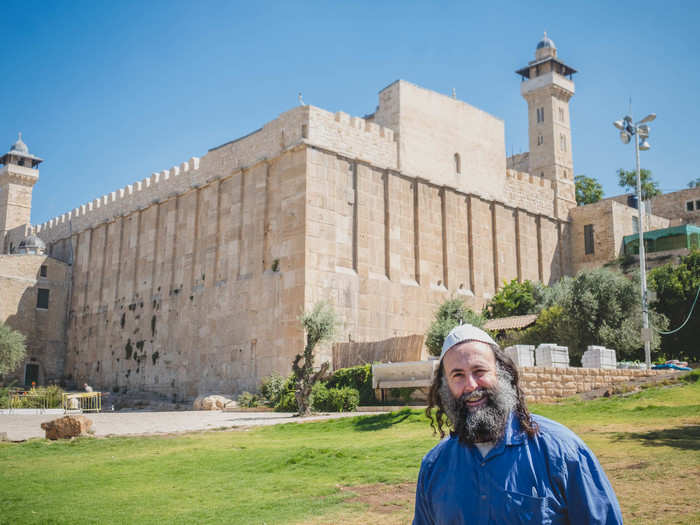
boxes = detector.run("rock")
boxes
[193,395,236,410]
[41,415,93,440]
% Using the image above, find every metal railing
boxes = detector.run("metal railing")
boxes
[62,392,102,413]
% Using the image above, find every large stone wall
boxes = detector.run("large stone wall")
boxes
[59,146,308,398]
[373,80,507,200]
[22,87,574,397]
[304,147,568,366]
[0,255,70,385]
[519,366,667,402]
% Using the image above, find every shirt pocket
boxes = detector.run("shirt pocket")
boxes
[493,489,564,525]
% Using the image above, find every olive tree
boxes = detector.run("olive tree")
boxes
[0,323,26,376]
[292,301,337,416]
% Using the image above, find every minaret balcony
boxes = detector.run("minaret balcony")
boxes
[0,163,39,184]
[521,71,575,97]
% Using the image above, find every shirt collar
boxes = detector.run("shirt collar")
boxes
[503,410,527,445]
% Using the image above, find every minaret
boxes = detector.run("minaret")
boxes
[0,133,43,253]
[516,33,577,220]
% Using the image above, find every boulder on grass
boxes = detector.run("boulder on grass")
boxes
[41,415,93,440]
[192,395,237,411]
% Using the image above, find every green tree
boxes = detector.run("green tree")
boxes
[617,168,661,200]
[517,269,667,364]
[292,301,337,416]
[648,250,700,362]
[574,175,604,205]
[425,298,485,356]
[485,279,538,319]
[688,178,700,188]
[0,323,26,376]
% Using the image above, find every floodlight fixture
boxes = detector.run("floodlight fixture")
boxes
[613,120,625,130]
[620,131,631,144]
[639,139,651,151]
[638,124,650,138]
[639,113,656,124]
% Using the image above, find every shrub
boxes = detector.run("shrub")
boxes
[425,298,486,356]
[0,385,65,409]
[260,372,288,407]
[237,391,263,408]
[275,391,298,412]
[311,383,359,412]
[326,364,374,405]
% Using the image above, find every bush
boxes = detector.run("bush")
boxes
[275,390,298,412]
[485,279,537,318]
[237,391,263,408]
[260,372,289,407]
[425,298,486,356]
[0,384,65,409]
[311,383,359,412]
[326,364,374,405]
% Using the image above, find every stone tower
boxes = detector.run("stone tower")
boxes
[0,133,42,253]
[516,34,577,220]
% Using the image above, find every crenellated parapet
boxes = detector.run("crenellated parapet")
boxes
[35,156,201,244]
[305,107,397,169]
[504,169,556,217]
[34,103,399,245]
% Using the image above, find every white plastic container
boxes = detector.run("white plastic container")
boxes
[505,345,535,367]
[535,344,570,368]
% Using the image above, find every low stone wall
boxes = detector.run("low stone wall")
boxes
[519,367,666,402]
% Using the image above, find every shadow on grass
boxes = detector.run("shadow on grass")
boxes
[612,425,700,451]
[351,408,414,431]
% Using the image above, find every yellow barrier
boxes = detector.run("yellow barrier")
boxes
[62,392,102,413]
[8,389,54,413]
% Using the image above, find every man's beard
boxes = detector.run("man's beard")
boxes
[439,368,517,445]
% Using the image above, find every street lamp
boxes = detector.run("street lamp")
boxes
[613,112,656,368]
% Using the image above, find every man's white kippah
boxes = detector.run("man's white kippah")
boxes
[440,324,498,361]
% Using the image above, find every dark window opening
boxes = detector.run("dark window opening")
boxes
[696,200,700,210]
[24,364,39,386]
[686,201,694,212]
[454,153,461,174]
[584,224,595,255]
[40,265,48,277]
[36,288,50,309]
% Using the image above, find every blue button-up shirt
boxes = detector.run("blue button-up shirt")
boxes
[413,413,623,524]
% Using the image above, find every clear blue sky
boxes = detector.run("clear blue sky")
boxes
[3,1,699,225]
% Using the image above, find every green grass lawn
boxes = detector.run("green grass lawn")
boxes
[1,374,698,525]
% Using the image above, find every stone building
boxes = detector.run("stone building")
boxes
[1,36,690,396]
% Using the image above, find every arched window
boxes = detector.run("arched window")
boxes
[454,153,461,174]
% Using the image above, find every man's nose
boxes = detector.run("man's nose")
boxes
[462,374,479,393]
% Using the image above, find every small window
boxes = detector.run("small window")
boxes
[632,216,639,234]
[560,134,567,152]
[36,288,50,309]
[559,107,565,121]
[454,153,461,174]
[584,224,595,255]
[537,135,543,146]
[301,124,308,139]
[536,107,545,123]
[696,200,700,210]
[686,201,694,212]
[40,265,48,278]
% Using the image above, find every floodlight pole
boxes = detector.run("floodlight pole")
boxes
[633,125,651,369]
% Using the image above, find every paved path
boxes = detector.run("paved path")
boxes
[0,409,383,441]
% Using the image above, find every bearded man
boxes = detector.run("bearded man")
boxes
[413,324,623,525]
